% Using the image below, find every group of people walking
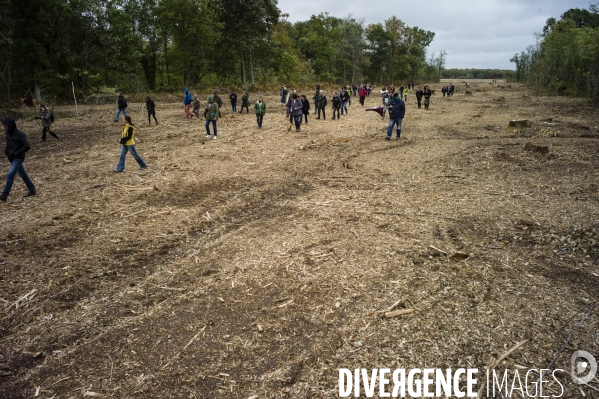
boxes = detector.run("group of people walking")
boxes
[442,84,455,97]
[1,81,441,202]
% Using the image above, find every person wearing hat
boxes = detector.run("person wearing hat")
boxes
[423,85,432,110]
[1,117,36,201]
[254,95,266,129]
[204,96,219,139]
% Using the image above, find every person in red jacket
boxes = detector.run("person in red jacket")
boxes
[359,85,367,107]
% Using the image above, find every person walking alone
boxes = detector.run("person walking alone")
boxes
[386,93,406,140]
[146,97,158,125]
[114,116,147,172]
[254,96,266,129]
[183,88,192,119]
[35,104,59,141]
[204,96,219,139]
[114,92,128,122]
[0,117,36,201]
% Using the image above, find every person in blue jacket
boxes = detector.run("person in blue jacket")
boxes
[386,93,406,140]
[183,88,192,119]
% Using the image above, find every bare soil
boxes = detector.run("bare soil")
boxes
[1,83,599,398]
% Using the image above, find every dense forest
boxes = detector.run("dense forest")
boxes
[511,5,599,101]
[0,0,443,106]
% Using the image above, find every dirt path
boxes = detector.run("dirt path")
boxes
[1,84,599,398]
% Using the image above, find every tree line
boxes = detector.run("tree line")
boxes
[510,5,599,101]
[0,0,440,106]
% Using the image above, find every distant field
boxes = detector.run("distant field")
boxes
[440,78,506,83]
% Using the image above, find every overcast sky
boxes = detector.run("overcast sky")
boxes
[277,0,594,69]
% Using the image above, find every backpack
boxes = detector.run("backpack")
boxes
[50,113,55,123]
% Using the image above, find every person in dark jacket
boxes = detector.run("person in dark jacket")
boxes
[291,93,303,132]
[280,86,288,104]
[386,93,406,140]
[316,91,327,120]
[213,92,223,117]
[146,97,158,125]
[1,117,36,201]
[423,85,432,110]
[331,92,341,120]
[313,85,321,114]
[229,91,238,112]
[340,89,349,115]
[192,95,201,118]
[415,88,424,109]
[254,96,266,129]
[35,104,59,141]
[115,92,128,122]
[240,91,250,113]
[300,95,310,124]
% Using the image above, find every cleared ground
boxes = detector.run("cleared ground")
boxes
[1,83,599,398]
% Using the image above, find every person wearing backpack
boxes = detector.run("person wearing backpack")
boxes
[204,96,219,139]
[254,96,266,129]
[114,92,128,122]
[35,104,59,141]
[146,97,158,125]
[114,116,147,172]
[0,117,36,201]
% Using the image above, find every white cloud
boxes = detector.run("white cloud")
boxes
[277,0,593,69]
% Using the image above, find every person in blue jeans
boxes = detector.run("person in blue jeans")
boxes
[114,116,147,172]
[386,93,406,140]
[0,117,36,201]
[114,92,128,122]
